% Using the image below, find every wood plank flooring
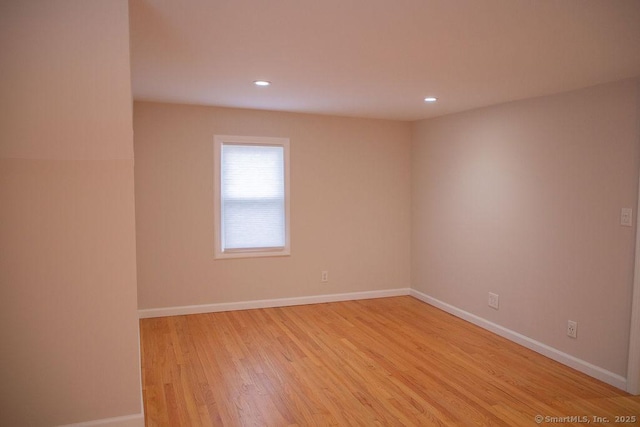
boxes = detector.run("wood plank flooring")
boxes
[140,296,640,426]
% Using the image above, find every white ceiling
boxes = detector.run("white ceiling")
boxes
[129,0,640,121]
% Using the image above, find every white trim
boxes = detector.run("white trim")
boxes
[409,289,628,391]
[628,270,640,394]
[136,321,145,417]
[58,413,144,427]
[213,135,291,260]
[138,288,411,319]
[626,79,640,395]
[137,288,628,390]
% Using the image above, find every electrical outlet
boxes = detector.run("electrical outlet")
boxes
[567,320,578,339]
[488,292,499,310]
[321,271,328,283]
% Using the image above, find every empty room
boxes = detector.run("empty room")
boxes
[2,0,640,426]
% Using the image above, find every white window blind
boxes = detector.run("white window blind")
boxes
[221,144,286,251]
[214,135,290,259]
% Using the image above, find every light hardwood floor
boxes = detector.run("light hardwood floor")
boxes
[140,296,640,426]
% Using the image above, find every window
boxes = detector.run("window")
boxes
[214,135,290,259]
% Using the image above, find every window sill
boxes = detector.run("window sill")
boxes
[214,248,291,260]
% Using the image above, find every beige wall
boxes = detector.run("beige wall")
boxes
[3,2,637,423]
[0,1,141,425]
[134,102,412,309]
[411,78,640,377]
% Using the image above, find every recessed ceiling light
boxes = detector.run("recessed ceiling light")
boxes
[254,80,271,86]
[424,97,438,103]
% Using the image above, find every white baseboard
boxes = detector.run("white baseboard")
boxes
[58,413,144,427]
[409,289,628,391]
[138,288,411,319]
[137,288,627,390]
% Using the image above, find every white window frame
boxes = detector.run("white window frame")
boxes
[213,135,291,259]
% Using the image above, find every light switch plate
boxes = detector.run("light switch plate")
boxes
[621,208,633,227]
